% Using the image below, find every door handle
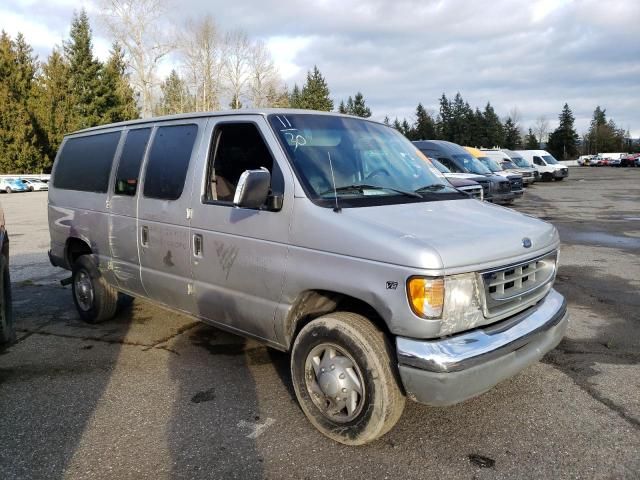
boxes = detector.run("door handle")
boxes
[193,234,203,257]
[141,226,149,246]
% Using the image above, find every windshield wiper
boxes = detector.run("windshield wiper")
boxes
[414,184,448,193]
[320,184,421,198]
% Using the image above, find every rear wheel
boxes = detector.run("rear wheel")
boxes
[291,312,405,445]
[72,255,118,323]
[0,255,15,345]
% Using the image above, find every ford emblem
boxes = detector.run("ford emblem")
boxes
[522,237,532,248]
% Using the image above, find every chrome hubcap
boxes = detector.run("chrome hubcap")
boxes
[74,271,94,311]
[305,343,365,423]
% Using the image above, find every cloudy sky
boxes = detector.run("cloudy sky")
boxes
[2,0,639,136]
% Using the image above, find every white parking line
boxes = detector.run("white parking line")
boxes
[237,418,276,439]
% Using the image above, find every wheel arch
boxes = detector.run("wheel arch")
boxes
[284,289,392,350]
[65,237,93,268]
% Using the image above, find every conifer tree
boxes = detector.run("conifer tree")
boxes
[503,117,522,149]
[33,48,74,168]
[0,32,43,173]
[64,9,105,130]
[338,92,371,118]
[102,42,138,123]
[298,66,333,111]
[289,84,302,108]
[547,103,579,159]
[480,102,504,147]
[157,70,193,115]
[411,103,435,140]
[524,128,539,149]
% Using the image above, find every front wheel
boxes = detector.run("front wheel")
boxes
[5,187,11,194]
[291,312,405,445]
[72,255,119,323]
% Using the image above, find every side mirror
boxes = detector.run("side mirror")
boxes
[233,168,271,209]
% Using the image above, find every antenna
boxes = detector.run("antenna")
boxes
[327,151,341,213]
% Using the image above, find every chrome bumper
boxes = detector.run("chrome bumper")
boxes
[396,289,568,406]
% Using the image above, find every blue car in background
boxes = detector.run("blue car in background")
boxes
[0,177,28,193]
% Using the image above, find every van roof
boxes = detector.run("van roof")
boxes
[71,109,385,135]
[463,146,484,158]
[412,140,469,156]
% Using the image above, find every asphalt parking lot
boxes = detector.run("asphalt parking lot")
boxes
[1,168,639,479]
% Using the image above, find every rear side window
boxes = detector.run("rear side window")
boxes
[143,124,198,200]
[54,132,121,192]
[114,128,152,196]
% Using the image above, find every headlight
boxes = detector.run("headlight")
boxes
[408,273,485,335]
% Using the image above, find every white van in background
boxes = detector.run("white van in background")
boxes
[481,149,537,185]
[515,150,569,182]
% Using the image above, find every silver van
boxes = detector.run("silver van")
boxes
[48,110,568,445]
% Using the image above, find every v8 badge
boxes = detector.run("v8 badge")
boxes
[386,281,399,290]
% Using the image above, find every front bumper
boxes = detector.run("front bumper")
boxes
[489,191,516,204]
[553,169,569,178]
[396,289,568,406]
[522,176,535,185]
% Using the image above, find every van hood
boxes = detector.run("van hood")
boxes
[292,198,559,273]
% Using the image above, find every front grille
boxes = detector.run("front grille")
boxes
[458,185,483,200]
[476,179,490,197]
[480,251,557,317]
[498,181,511,193]
[509,178,523,191]
[522,171,532,178]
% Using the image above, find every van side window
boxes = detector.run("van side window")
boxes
[205,123,283,204]
[533,156,544,166]
[114,128,151,196]
[143,124,198,200]
[53,131,121,192]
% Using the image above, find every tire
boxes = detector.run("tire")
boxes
[0,254,15,345]
[291,312,405,445]
[542,173,553,182]
[71,255,118,323]
[5,187,11,194]
[554,177,564,181]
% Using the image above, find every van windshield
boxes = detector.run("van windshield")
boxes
[502,160,518,169]
[511,156,530,168]
[542,155,559,165]
[477,157,503,172]
[427,157,451,173]
[451,154,492,175]
[269,114,463,207]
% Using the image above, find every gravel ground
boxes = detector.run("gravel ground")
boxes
[0,168,638,479]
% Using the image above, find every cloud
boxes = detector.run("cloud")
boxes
[1,0,639,136]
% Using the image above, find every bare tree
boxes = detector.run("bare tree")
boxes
[534,115,550,147]
[508,107,521,127]
[180,15,221,111]
[247,40,280,108]
[100,0,174,117]
[223,30,252,110]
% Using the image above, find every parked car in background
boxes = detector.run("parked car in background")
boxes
[22,178,49,191]
[423,156,484,200]
[413,140,514,204]
[577,155,594,166]
[515,150,569,181]
[0,178,28,193]
[502,149,541,181]
[619,153,639,167]
[0,201,14,345]
[465,147,523,201]
[482,149,537,185]
[48,110,568,445]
